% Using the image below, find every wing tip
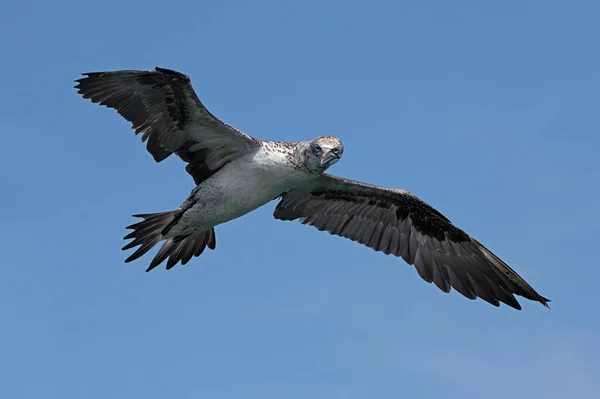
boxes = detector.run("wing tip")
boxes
[539,296,552,309]
[498,293,550,311]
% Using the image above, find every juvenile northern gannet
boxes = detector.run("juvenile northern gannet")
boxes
[75,66,550,310]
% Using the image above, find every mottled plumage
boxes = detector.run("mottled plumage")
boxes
[75,66,550,310]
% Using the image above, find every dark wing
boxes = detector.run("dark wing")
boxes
[75,67,260,184]
[274,174,550,310]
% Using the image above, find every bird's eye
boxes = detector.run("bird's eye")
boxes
[331,147,340,155]
[313,145,322,155]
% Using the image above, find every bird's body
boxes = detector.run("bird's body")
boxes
[170,142,313,236]
[75,66,550,310]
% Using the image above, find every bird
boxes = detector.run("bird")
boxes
[74,66,550,310]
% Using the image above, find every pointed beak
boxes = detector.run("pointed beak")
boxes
[320,150,340,167]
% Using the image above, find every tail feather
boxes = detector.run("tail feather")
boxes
[178,237,197,266]
[122,211,181,259]
[122,211,217,271]
[189,235,206,260]
[206,229,216,250]
[125,236,163,263]
[166,238,187,270]
[146,237,180,271]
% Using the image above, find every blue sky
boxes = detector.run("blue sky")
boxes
[1,0,599,398]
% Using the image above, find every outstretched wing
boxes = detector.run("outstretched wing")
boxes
[274,174,550,310]
[75,66,260,184]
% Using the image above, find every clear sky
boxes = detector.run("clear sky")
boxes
[1,0,599,398]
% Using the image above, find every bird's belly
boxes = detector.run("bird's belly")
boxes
[201,183,278,224]
[175,160,306,233]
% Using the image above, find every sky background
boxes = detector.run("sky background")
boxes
[1,0,599,398]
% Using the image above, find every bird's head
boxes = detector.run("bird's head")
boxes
[306,135,344,172]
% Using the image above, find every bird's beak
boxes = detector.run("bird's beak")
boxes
[320,150,340,167]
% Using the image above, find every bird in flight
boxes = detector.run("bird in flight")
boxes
[75,66,549,310]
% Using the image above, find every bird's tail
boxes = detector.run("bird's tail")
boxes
[122,211,216,272]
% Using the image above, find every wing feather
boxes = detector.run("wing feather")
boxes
[274,174,550,310]
[75,67,260,184]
